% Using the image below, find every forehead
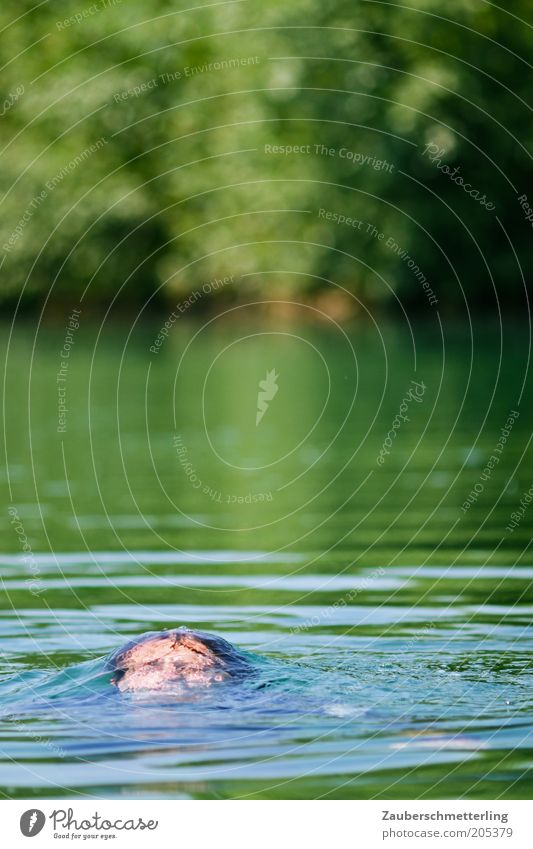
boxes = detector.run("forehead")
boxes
[109,629,225,669]
[116,634,178,667]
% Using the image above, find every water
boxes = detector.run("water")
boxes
[0,317,532,799]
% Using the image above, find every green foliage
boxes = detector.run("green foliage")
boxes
[0,0,531,311]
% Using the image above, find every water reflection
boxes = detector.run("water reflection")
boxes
[0,319,531,798]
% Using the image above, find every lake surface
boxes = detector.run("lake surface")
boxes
[0,316,532,799]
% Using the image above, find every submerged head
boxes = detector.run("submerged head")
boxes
[108,627,251,693]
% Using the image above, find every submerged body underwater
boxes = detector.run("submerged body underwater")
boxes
[1,623,530,800]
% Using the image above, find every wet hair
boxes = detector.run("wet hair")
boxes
[108,627,253,685]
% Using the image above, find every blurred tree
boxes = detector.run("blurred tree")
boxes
[0,0,530,313]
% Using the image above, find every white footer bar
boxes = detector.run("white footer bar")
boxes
[3,799,529,849]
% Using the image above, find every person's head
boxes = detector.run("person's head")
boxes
[109,627,251,692]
